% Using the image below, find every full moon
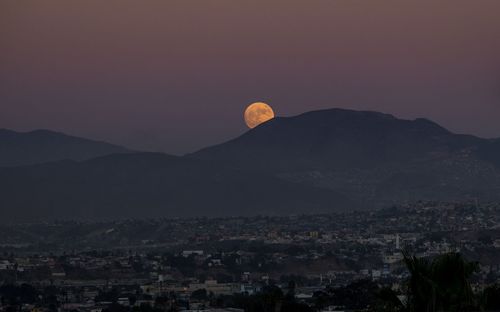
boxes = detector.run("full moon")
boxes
[244,102,275,129]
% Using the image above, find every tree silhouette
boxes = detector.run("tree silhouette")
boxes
[402,251,479,312]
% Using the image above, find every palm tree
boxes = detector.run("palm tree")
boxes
[403,251,437,312]
[402,251,479,312]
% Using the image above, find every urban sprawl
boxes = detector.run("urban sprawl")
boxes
[1,201,500,311]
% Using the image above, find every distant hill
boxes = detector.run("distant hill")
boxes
[0,153,356,221]
[4,108,500,221]
[0,129,130,166]
[192,108,500,206]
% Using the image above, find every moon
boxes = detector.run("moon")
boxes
[244,102,275,128]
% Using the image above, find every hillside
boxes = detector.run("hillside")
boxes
[0,152,355,221]
[0,129,130,166]
[192,108,500,205]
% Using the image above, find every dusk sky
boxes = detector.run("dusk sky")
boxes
[1,1,500,154]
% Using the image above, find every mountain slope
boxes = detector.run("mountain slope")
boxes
[0,153,357,221]
[191,108,500,205]
[0,129,130,166]
[192,108,481,170]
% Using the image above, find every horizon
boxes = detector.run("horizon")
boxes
[2,106,496,155]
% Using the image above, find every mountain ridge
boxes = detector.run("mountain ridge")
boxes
[191,108,478,170]
[191,107,500,206]
[0,128,131,167]
[3,107,500,220]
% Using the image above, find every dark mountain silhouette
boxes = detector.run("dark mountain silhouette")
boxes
[0,153,356,221]
[0,129,130,166]
[192,108,500,206]
[193,109,480,169]
[3,107,500,221]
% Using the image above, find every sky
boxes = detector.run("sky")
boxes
[1,1,500,154]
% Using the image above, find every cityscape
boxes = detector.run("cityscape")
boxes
[2,1,500,311]
[1,201,500,311]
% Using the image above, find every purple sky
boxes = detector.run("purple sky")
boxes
[1,1,500,154]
